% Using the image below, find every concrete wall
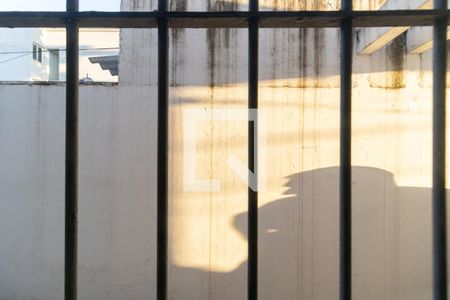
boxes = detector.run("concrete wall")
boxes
[0,83,157,300]
[1,0,450,299]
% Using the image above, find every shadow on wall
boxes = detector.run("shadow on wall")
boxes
[170,166,435,300]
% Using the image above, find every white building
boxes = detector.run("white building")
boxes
[0,28,120,82]
[0,28,48,81]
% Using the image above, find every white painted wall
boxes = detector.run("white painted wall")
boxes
[0,83,157,300]
[0,54,447,300]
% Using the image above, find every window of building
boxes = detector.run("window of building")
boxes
[32,43,43,63]
[48,49,60,81]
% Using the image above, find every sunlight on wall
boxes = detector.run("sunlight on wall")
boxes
[169,87,249,273]
[165,69,441,299]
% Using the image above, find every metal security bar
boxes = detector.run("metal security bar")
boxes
[0,1,448,300]
[339,0,352,299]
[65,1,79,300]
[157,1,169,300]
[433,1,448,300]
[1,10,450,28]
[248,1,259,300]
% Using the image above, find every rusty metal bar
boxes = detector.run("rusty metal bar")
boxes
[340,0,352,299]
[157,0,169,300]
[65,0,79,299]
[432,1,448,300]
[248,1,259,300]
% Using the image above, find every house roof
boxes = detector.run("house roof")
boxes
[89,55,119,76]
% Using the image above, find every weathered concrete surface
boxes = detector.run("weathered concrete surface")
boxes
[0,84,158,300]
[407,26,450,54]
[0,71,446,300]
[356,0,431,55]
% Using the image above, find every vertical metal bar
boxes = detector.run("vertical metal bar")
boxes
[433,1,448,299]
[157,0,169,299]
[248,1,258,300]
[65,0,79,299]
[340,0,352,299]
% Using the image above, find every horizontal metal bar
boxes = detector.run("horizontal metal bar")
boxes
[0,10,450,28]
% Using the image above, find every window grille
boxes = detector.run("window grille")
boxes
[0,0,448,299]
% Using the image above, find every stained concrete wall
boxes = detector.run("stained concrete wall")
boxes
[1,0,450,299]
[119,0,450,298]
[0,83,158,299]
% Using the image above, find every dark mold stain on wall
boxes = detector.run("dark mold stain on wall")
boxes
[170,0,187,86]
[386,32,406,89]
[298,28,308,87]
[206,0,239,87]
[261,26,338,88]
[126,0,154,10]
[313,28,323,80]
[369,32,406,89]
[170,0,187,10]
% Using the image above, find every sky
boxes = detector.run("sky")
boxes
[0,0,121,11]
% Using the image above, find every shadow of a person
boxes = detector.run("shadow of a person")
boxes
[170,166,437,300]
